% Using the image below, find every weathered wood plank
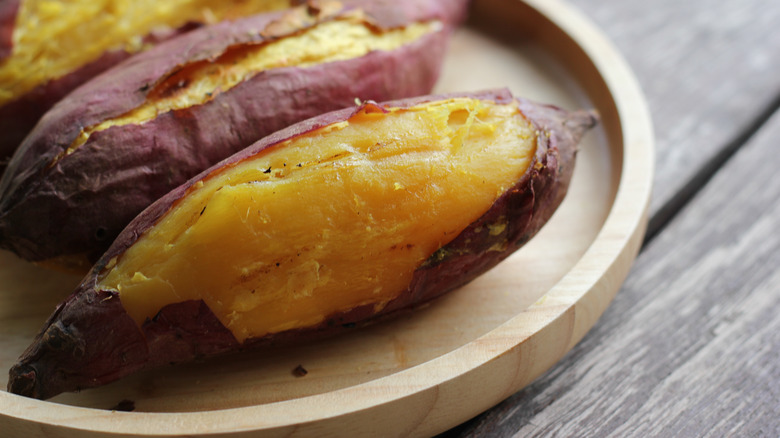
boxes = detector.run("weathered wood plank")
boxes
[567,0,780,233]
[440,101,780,436]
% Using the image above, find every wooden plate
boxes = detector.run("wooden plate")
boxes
[0,0,654,436]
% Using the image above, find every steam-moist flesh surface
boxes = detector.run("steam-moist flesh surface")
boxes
[66,16,440,154]
[97,98,537,342]
[0,0,293,104]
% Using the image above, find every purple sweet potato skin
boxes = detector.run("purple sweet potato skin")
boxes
[0,0,464,267]
[0,22,204,174]
[7,292,240,400]
[7,89,597,400]
[0,0,19,61]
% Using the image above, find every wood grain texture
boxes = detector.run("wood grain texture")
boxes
[441,90,780,438]
[566,0,780,233]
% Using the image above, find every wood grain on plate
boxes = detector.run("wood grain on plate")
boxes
[0,0,653,436]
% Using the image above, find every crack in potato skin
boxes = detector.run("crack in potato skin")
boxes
[59,13,440,159]
[97,97,536,341]
[0,0,295,105]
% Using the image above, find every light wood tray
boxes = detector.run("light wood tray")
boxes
[0,0,654,436]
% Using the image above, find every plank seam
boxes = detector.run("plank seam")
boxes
[643,93,780,248]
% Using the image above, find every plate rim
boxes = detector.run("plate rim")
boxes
[0,0,654,435]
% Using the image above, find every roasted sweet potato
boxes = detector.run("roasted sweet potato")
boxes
[0,0,302,171]
[0,0,468,271]
[7,89,597,400]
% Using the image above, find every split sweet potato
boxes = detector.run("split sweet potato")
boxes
[0,0,468,271]
[7,89,597,400]
[0,0,301,171]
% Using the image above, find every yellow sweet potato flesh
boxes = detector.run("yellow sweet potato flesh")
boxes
[96,98,536,341]
[0,0,292,105]
[65,15,439,155]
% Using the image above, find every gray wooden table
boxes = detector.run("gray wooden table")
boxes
[441,0,780,436]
